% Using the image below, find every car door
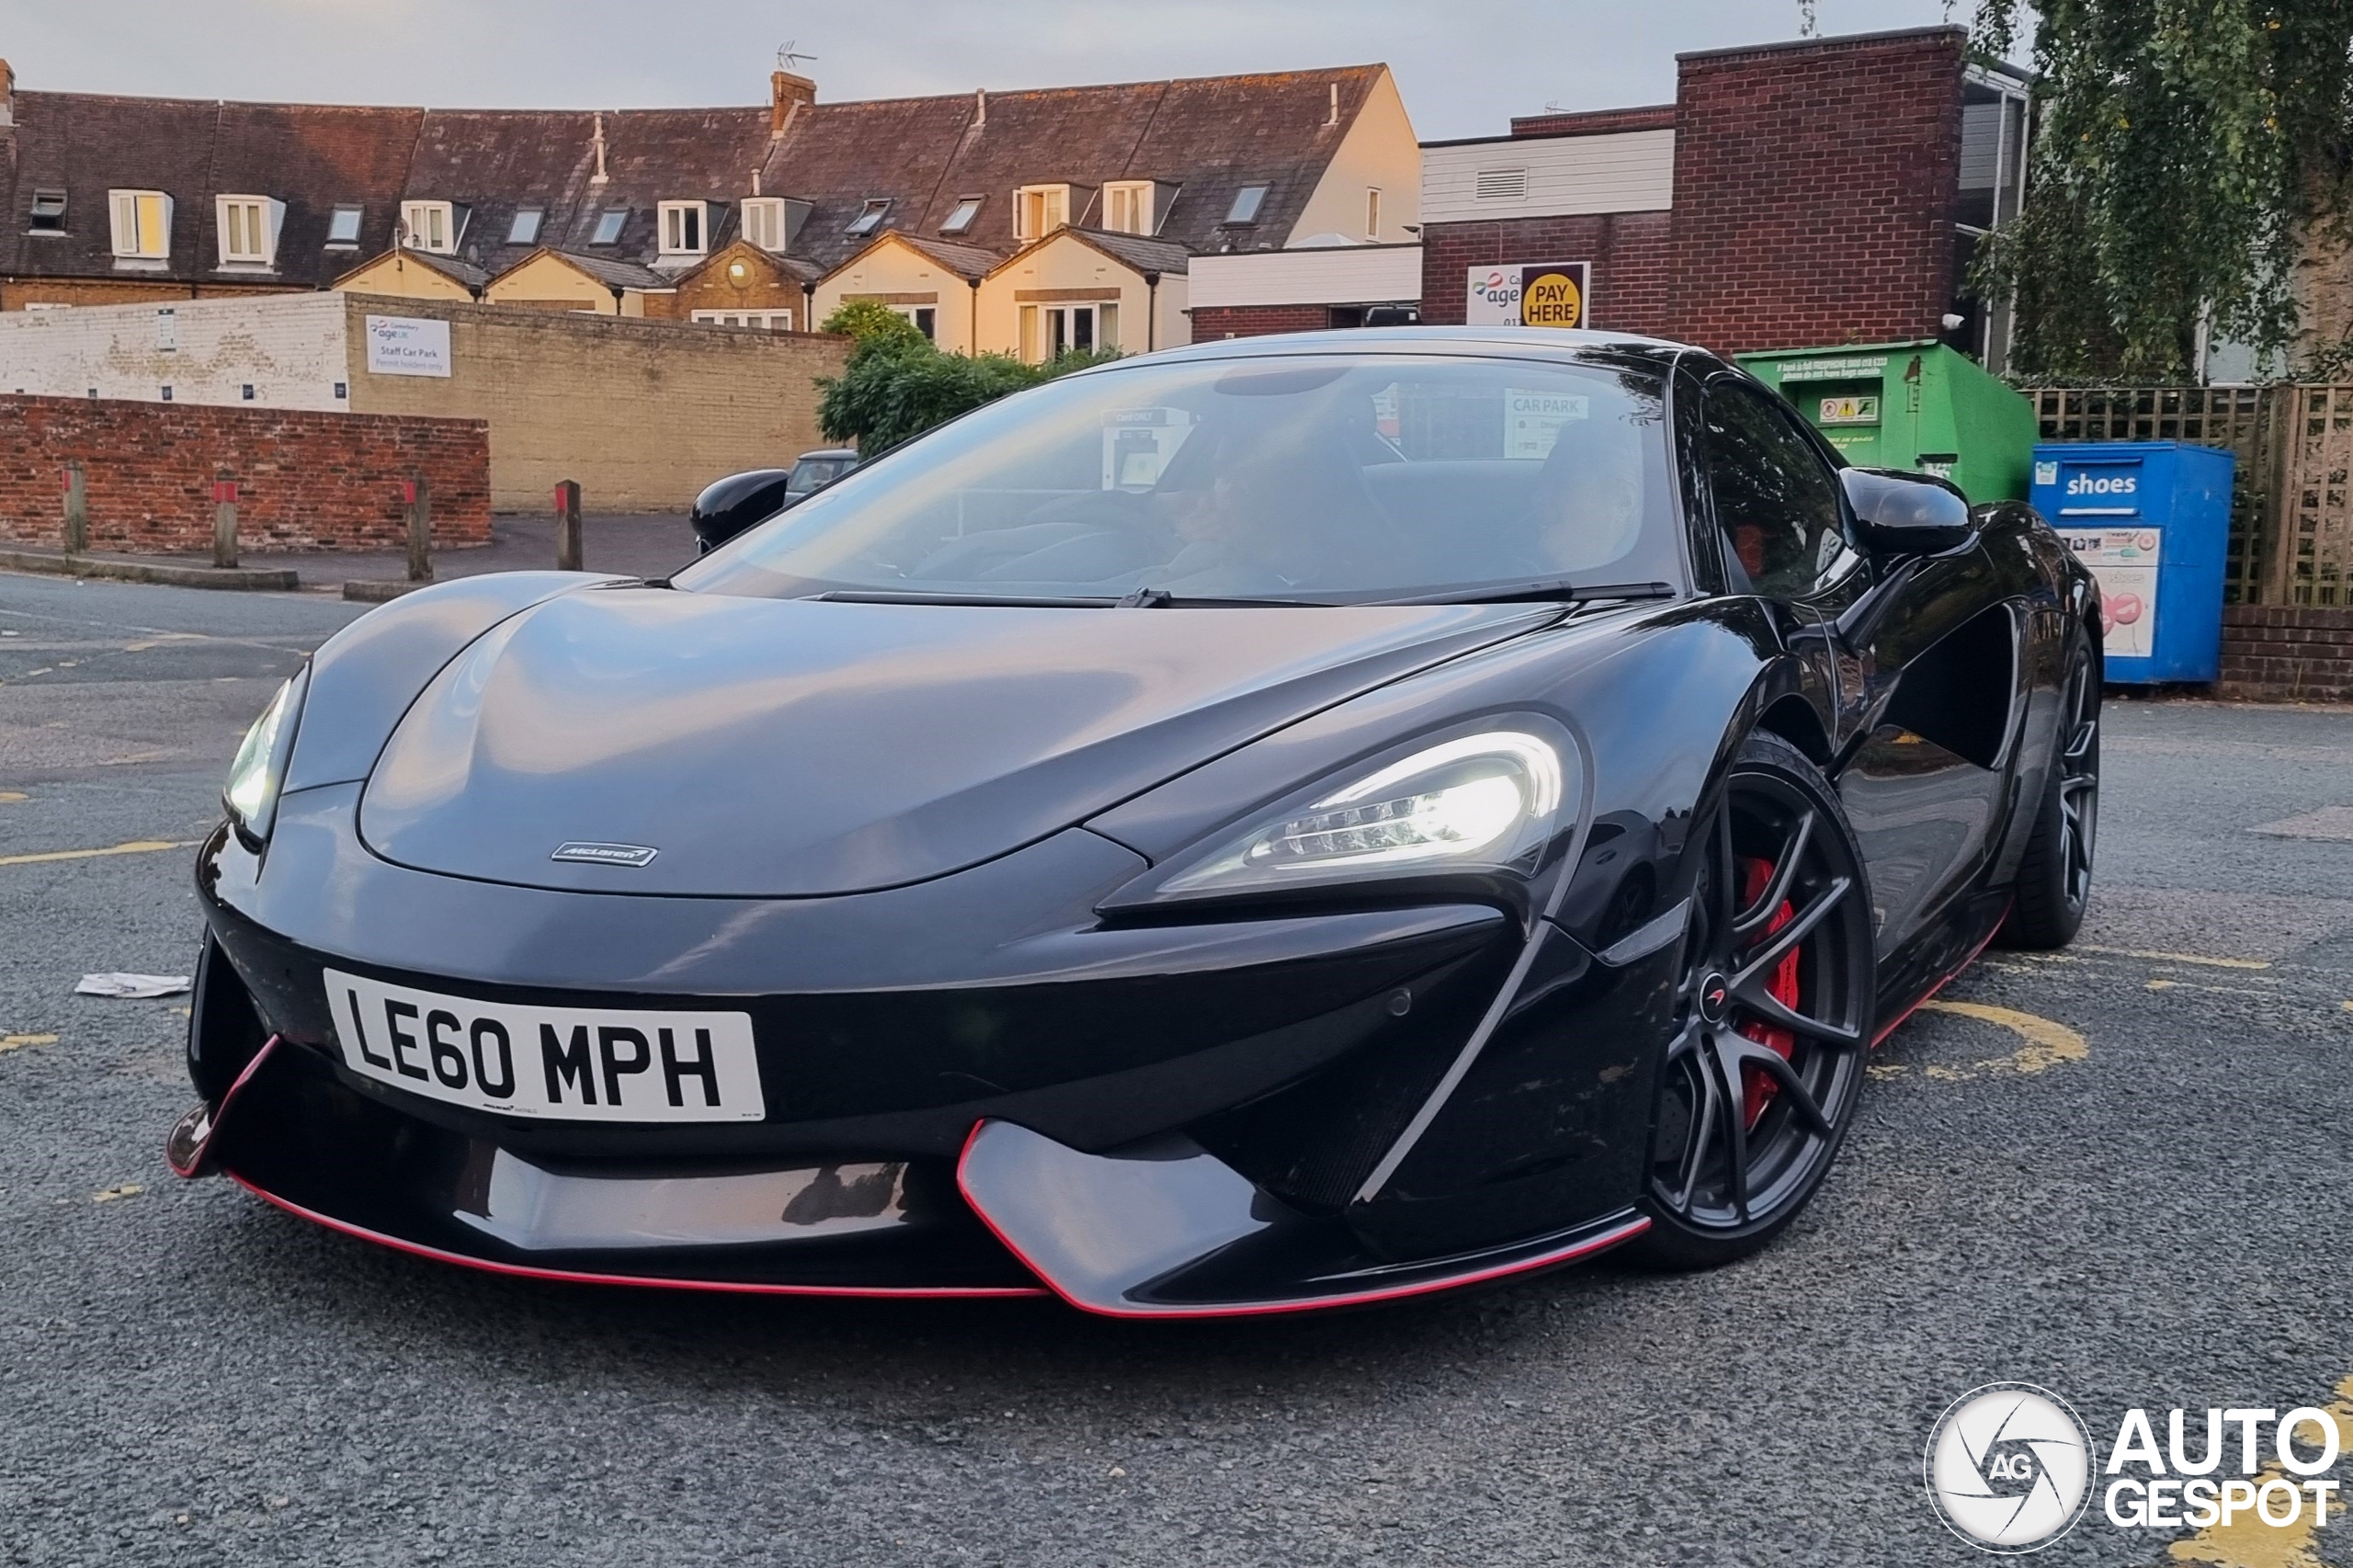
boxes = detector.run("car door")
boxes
[1695,372,2015,961]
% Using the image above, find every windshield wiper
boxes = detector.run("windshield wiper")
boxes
[1116,587,1336,608]
[811,588,1120,608]
[1373,578,1679,608]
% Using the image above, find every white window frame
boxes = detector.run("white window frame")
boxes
[658,200,707,256]
[741,197,789,251]
[1366,187,1381,242]
[506,207,544,246]
[889,304,938,341]
[845,199,892,238]
[1018,300,1117,362]
[401,199,456,255]
[108,189,172,259]
[939,195,983,235]
[1014,185,1070,243]
[589,209,629,246]
[1103,181,1154,236]
[324,204,364,247]
[216,195,281,266]
[690,308,795,331]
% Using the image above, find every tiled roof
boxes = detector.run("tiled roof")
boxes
[0,63,1387,292]
[759,66,1387,270]
[1062,228,1192,277]
[334,246,490,290]
[517,248,672,291]
[0,92,424,287]
[824,232,1006,283]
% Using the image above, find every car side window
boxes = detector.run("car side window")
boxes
[1701,378,1849,598]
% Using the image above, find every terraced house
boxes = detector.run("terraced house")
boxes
[0,57,1422,357]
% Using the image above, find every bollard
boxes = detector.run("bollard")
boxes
[404,474,433,583]
[62,460,87,555]
[212,472,239,570]
[553,479,582,572]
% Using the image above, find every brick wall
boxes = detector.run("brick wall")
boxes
[1507,105,1677,138]
[1189,303,1336,339]
[1670,29,1963,355]
[0,394,488,552]
[2216,606,2353,701]
[2,278,301,311]
[1418,210,1676,335]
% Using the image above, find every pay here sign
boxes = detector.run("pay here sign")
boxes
[1465,262,1592,328]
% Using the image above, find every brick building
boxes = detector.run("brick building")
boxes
[1410,27,2029,366]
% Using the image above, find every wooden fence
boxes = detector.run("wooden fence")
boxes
[2029,382,2353,606]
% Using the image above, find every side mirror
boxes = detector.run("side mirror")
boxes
[1839,467,1974,558]
[688,468,794,554]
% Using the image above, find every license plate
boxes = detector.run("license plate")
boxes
[324,968,764,1124]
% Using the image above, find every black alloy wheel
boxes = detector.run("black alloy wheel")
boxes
[2001,634,2101,949]
[1636,732,1877,1269]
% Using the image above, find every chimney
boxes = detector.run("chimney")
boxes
[1325,82,1340,127]
[974,87,986,128]
[589,111,608,185]
[0,61,15,130]
[771,70,816,137]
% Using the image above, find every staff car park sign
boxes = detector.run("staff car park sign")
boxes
[365,314,452,378]
[1466,263,1592,329]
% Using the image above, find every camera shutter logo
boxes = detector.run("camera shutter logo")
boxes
[1925,1383,2096,1552]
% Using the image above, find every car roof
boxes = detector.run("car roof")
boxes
[1104,324,1704,371]
[796,449,860,462]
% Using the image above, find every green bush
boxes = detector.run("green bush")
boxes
[814,307,1121,456]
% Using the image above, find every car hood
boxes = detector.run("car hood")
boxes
[356,586,1555,897]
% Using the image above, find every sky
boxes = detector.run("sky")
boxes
[0,1,1986,142]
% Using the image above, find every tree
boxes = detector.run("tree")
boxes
[813,302,1120,455]
[1973,1,2353,380]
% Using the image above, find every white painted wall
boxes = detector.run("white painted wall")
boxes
[0,293,349,409]
[1189,244,1423,309]
[1290,68,1424,245]
[1420,130,1675,225]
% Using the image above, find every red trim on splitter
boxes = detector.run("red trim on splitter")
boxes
[1870,906,2008,1048]
[224,1171,1051,1301]
[953,1121,1649,1319]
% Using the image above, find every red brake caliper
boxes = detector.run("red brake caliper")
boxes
[1737,857,1800,1128]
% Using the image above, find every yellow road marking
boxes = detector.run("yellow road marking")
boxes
[91,1184,143,1203]
[1873,1002,2087,1083]
[0,838,199,868]
[0,1033,58,1053]
[2166,1375,2353,1568]
[2079,945,2273,971]
[2149,978,2288,1000]
[0,790,27,803]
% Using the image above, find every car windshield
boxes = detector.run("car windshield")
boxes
[676,353,1682,605]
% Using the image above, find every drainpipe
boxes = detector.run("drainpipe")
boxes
[1145,273,1158,352]
[970,278,981,355]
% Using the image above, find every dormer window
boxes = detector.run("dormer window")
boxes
[324,205,364,246]
[1014,185,1069,242]
[506,207,543,245]
[845,199,891,237]
[1222,184,1268,226]
[590,209,629,246]
[401,199,458,255]
[108,190,172,258]
[217,195,283,266]
[1103,181,1154,236]
[742,197,789,250]
[658,200,707,256]
[28,189,67,235]
[939,195,983,235]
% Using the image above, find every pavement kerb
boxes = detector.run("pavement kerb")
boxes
[0,547,299,593]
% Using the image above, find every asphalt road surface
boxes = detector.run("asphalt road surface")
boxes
[4,572,2350,1568]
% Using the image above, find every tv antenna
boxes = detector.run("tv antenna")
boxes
[778,40,819,71]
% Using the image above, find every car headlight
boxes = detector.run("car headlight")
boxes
[1145,726,1574,901]
[223,665,308,845]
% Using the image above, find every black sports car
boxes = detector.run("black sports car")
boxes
[172,328,2100,1316]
